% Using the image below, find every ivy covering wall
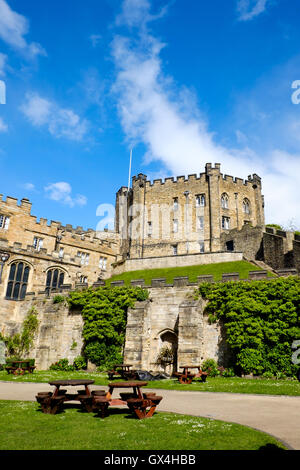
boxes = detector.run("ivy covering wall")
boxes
[67,286,148,368]
[197,277,300,376]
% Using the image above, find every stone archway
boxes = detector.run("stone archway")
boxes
[157,329,178,375]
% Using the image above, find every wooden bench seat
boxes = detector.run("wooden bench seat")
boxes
[93,396,110,418]
[126,396,163,419]
[36,394,65,414]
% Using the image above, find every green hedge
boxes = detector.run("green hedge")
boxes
[197,277,300,376]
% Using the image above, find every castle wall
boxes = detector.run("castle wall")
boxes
[262,228,298,270]
[220,224,264,260]
[123,285,228,372]
[293,239,300,273]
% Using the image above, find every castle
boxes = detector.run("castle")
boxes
[0,163,299,369]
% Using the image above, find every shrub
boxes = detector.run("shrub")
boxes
[222,367,235,378]
[202,359,220,377]
[262,371,274,379]
[2,308,38,359]
[73,356,87,370]
[53,295,65,304]
[49,359,75,371]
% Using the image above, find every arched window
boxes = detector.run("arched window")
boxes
[243,198,251,214]
[46,268,65,290]
[221,193,229,209]
[6,262,30,300]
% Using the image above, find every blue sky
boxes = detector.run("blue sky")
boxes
[0,0,300,230]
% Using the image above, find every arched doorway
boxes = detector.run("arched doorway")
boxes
[157,330,178,375]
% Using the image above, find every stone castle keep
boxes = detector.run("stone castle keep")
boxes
[0,163,299,370]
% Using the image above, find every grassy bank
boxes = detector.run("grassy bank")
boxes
[1,370,299,396]
[106,260,273,286]
[0,400,287,450]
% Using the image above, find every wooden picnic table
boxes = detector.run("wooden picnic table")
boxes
[102,381,162,420]
[36,379,96,414]
[106,380,147,402]
[107,364,137,380]
[5,360,35,375]
[49,379,95,398]
[177,365,208,384]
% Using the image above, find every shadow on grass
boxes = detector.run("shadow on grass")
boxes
[258,444,287,451]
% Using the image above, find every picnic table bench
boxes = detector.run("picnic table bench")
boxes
[36,379,96,414]
[174,366,208,384]
[5,360,36,375]
[107,364,138,380]
[36,379,163,419]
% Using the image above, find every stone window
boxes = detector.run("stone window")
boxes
[79,275,88,283]
[221,193,229,209]
[147,221,152,237]
[222,216,230,230]
[77,251,89,265]
[33,237,43,251]
[6,262,30,300]
[99,257,107,270]
[196,194,205,207]
[173,197,179,211]
[172,244,178,255]
[59,247,64,258]
[243,198,251,214]
[0,215,10,230]
[173,219,178,233]
[197,216,204,231]
[46,268,65,290]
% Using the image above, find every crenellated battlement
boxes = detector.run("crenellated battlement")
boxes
[133,164,261,189]
[104,269,298,289]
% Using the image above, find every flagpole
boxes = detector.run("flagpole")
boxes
[128,148,132,189]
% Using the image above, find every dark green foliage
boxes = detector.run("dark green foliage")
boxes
[73,356,87,370]
[53,295,65,304]
[67,286,149,368]
[197,277,300,376]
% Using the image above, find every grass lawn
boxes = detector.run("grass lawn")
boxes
[1,370,299,396]
[106,260,274,285]
[0,400,287,450]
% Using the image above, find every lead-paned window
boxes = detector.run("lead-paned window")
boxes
[6,262,30,300]
[46,268,65,289]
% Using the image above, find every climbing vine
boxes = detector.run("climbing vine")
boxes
[0,307,39,359]
[196,277,300,376]
[67,286,149,368]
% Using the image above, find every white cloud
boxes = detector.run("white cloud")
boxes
[116,0,167,29]
[111,0,300,229]
[0,117,8,132]
[0,0,46,58]
[20,92,88,141]
[22,183,35,191]
[44,182,87,208]
[237,0,269,22]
